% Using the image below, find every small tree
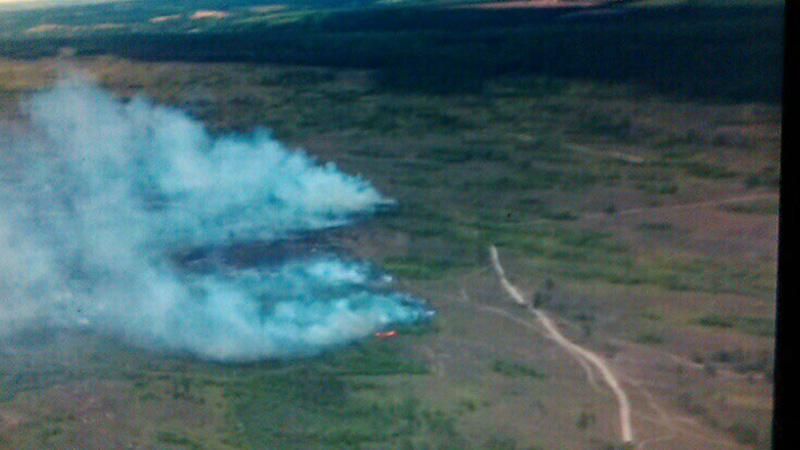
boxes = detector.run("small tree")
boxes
[576,411,595,430]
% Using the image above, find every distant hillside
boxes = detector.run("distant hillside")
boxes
[0,1,784,103]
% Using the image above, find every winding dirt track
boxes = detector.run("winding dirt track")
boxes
[489,245,635,444]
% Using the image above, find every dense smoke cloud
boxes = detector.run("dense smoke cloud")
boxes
[0,73,430,361]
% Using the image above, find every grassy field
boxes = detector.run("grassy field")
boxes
[0,2,781,448]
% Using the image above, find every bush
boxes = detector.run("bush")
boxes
[635,332,665,345]
[728,422,759,445]
[156,432,202,450]
[492,360,546,379]
[696,314,734,329]
[744,167,780,189]
[637,222,674,232]
[484,435,519,450]
[576,411,596,430]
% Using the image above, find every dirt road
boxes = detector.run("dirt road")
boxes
[489,245,635,444]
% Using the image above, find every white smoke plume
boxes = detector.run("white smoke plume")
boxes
[0,73,431,362]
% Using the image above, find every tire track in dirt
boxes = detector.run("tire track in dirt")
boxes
[490,245,635,444]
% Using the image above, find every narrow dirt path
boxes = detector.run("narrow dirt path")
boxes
[581,192,778,220]
[458,288,603,392]
[489,245,635,444]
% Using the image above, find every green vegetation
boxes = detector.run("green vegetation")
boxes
[745,167,780,189]
[636,181,679,195]
[38,425,63,441]
[576,411,596,430]
[386,197,774,295]
[382,255,466,280]
[640,311,663,321]
[491,360,546,379]
[9,341,453,449]
[156,431,204,450]
[420,146,509,164]
[602,443,637,450]
[0,3,783,103]
[323,342,430,376]
[576,113,632,140]
[635,332,665,345]
[721,199,779,215]
[737,317,777,337]
[695,314,775,337]
[679,160,738,180]
[483,435,528,450]
[636,222,674,232]
[706,348,773,375]
[0,1,780,447]
[677,391,708,416]
[477,222,625,263]
[228,364,464,449]
[728,421,760,445]
[697,314,736,328]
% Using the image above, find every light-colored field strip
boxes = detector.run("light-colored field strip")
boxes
[490,245,635,444]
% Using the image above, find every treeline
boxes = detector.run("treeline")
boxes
[0,4,784,102]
